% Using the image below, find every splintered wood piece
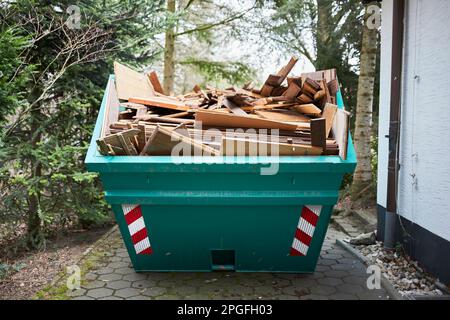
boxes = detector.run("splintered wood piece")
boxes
[141,125,219,156]
[331,108,350,160]
[195,110,298,131]
[148,71,165,95]
[114,61,155,100]
[223,97,247,116]
[221,137,322,156]
[293,104,322,116]
[129,96,189,111]
[254,109,310,123]
[311,118,326,151]
[322,103,338,137]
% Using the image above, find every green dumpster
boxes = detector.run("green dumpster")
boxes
[85,75,356,273]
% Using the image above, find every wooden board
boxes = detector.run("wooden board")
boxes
[141,125,219,156]
[96,128,140,155]
[322,103,338,137]
[114,61,155,100]
[276,56,298,84]
[134,115,194,125]
[223,97,248,116]
[331,109,350,160]
[293,104,322,116]
[310,118,326,150]
[129,96,189,111]
[301,68,337,83]
[282,81,302,99]
[254,109,310,123]
[221,136,322,156]
[101,78,121,137]
[195,110,298,131]
[148,71,165,95]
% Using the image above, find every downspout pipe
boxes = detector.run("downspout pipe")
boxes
[384,0,405,250]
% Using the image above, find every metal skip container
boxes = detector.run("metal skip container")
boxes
[85,75,357,272]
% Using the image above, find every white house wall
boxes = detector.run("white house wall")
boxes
[379,0,450,241]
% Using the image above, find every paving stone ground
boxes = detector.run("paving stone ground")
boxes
[71,226,390,300]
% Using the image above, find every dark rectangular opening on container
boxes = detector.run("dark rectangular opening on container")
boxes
[211,250,235,271]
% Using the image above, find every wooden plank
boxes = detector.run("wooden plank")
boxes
[331,109,350,160]
[141,125,219,156]
[322,103,338,137]
[195,109,298,131]
[222,97,247,116]
[254,109,310,123]
[252,102,297,110]
[297,94,314,104]
[137,124,147,152]
[114,61,155,100]
[293,104,322,116]
[101,78,121,137]
[320,79,332,104]
[301,78,320,97]
[129,96,189,111]
[221,136,322,156]
[310,118,326,151]
[134,115,194,125]
[163,111,191,118]
[276,56,299,85]
[96,128,140,155]
[117,132,138,155]
[327,79,339,97]
[282,81,302,99]
[147,71,165,95]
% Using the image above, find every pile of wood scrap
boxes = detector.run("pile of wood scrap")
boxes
[96,58,350,159]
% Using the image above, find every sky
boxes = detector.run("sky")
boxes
[212,0,316,84]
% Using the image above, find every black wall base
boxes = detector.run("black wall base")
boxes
[377,204,450,285]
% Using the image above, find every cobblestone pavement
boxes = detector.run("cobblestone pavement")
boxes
[70,226,390,300]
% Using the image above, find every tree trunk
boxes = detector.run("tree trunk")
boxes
[163,0,176,95]
[26,88,44,248]
[351,4,378,198]
[315,0,333,69]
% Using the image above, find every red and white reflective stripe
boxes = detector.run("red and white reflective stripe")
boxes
[290,205,322,256]
[121,204,152,255]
